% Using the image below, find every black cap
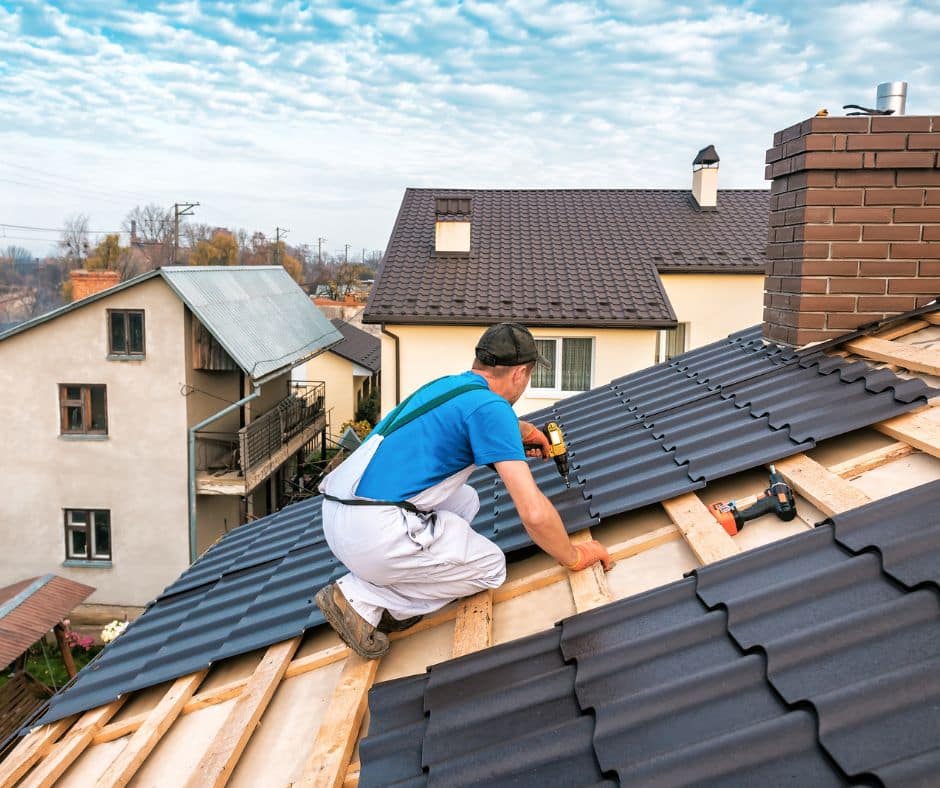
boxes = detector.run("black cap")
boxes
[475,323,549,367]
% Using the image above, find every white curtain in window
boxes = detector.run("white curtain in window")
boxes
[533,339,556,388]
[562,339,592,391]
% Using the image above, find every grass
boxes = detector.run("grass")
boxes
[1,642,103,692]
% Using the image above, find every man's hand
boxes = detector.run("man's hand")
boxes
[519,420,550,459]
[563,540,614,572]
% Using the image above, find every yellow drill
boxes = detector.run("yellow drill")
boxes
[525,421,571,488]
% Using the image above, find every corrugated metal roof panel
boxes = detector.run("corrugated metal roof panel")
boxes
[160,266,343,381]
[35,325,938,726]
[362,480,940,786]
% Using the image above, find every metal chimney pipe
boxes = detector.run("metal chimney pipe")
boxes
[876,82,907,115]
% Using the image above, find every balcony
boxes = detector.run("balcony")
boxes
[195,381,327,495]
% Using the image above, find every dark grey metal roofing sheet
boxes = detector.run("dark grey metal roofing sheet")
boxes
[362,480,940,787]
[358,673,428,788]
[328,318,381,372]
[35,324,937,727]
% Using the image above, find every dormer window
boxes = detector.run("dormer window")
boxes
[435,197,472,254]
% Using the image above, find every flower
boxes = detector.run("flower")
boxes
[101,620,129,644]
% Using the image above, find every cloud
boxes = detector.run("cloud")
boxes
[1,0,937,258]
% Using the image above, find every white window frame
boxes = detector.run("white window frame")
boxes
[65,509,112,561]
[655,323,689,363]
[528,336,595,395]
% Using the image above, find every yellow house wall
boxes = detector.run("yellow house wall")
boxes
[0,277,191,606]
[659,273,765,350]
[298,351,356,435]
[379,324,659,417]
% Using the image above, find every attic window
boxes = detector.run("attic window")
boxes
[435,220,471,254]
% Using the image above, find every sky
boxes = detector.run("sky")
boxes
[1,0,938,261]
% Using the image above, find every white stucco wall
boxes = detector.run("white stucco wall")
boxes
[659,273,765,350]
[0,278,191,606]
[378,324,659,418]
[297,351,356,434]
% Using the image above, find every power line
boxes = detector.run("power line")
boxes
[0,222,127,234]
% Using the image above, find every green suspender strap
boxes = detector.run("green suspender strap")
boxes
[322,378,487,514]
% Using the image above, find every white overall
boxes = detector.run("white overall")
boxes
[319,433,506,626]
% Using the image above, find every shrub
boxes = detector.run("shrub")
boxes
[355,388,380,426]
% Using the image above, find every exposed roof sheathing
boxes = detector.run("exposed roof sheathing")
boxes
[364,188,768,326]
[361,479,940,786]
[32,320,936,727]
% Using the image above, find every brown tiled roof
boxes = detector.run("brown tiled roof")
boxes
[0,575,95,667]
[328,319,381,372]
[364,188,769,326]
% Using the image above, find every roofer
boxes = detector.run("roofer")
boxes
[316,322,613,658]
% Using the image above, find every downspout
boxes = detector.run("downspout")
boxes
[380,324,401,405]
[188,385,261,563]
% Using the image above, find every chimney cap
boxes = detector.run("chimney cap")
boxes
[693,145,720,167]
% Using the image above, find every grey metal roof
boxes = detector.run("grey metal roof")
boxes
[0,266,343,383]
[32,314,937,727]
[361,478,940,786]
[160,266,343,382]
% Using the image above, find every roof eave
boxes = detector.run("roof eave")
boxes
[361,315,678,329]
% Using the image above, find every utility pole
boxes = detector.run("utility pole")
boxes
[274,226,289,266]
[317,236,326,265]
[362,247,366,263]
[173,202,199,263]
[344,243,351,264]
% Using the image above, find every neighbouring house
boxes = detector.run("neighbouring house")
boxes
[0,265,342,612]
[365,147,767,415]
[5,114,940,786]
[293,318,380,435]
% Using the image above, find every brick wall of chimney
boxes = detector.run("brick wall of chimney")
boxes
[763,115,940,346]
[70,270,121,301]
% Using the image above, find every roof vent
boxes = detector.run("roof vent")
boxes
[876,81,908,115]
[691,145,719,210]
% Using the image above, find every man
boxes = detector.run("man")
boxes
[316,322,613,658]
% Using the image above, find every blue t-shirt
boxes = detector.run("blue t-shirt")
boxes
[356,371,525,500]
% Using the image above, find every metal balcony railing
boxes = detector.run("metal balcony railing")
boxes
[195,381,326,489]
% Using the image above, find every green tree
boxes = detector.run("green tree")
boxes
[86,234,123,271]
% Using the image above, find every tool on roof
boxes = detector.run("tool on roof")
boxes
[707,465,796,536]
[842,103,894,116]
[524,421,570,488]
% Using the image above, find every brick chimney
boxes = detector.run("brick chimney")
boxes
[763,115,940,345]
[70,270,121,301]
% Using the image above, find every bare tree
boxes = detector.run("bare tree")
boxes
[123,204,174,268]
[59,214,90,266]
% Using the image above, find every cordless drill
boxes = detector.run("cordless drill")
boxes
[524,421,571,488]
[708,465,796,536]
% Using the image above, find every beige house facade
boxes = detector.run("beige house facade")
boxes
[0,267,341,609]
[295,318,381,435]
[367,163,769,417]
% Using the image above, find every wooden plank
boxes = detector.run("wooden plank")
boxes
[830,442,915,479]
[876,410,940,460]
[283,643,349,679]
[342,763,360,787]
[772,454,870,517]
[873,319,929,341]
[452,590,494,658]
[922,311,940,325]
[843,336,940,376]
[19,700,125,788]
[0,716,77,787]
[662,493,740,564]
[566,530,613,613]
[297,655,380,788]
[96,671,207,788]
[184,637,301,788]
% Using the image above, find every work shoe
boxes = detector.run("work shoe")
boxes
[315,583,389,660]
[377,610,423,633]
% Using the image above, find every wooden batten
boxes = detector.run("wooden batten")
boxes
[452,590,494,658]
[662,492,739,564]
[843,336,940,377]
[773,454,870,517]
[876,410,940,460]
[567,530,613,613]
[192,318,239,372]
